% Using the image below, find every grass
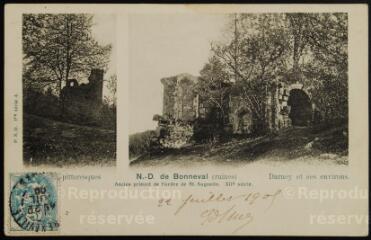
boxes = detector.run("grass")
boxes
[23,114,116,167]
[129,130,156,160]
[130,124,348,167]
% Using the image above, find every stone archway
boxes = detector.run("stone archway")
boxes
[232,106,253,134]
[287,89,312,126]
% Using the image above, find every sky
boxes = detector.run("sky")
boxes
[129,14,228,134]
[91,14,116,98]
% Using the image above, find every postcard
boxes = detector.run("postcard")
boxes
[3,3,368,236]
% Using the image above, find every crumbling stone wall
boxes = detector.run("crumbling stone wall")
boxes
[157,74,199,148]
[229,96,253,134]
[60,69,105,125]
[61,69,104,103]
[174,77,198,121]
[266,82,291,131]
[159,123,194,149]
[88,69,104,103]
[161,73,199,122]
[155,73,317,148]
[161,77,176,119]
[265,81,316,131]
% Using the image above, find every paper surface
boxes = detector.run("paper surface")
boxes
[3,4,368,236]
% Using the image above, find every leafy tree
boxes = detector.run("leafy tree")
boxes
[104,74,117,107]
[208,13,348,128]
[286,13,312,75]
[212,14,290,124]
[23,14,112,96]
[305,14,348,121]
[197,56,231,125]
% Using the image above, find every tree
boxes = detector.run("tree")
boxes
[209,13,348,128]
[104,74,117,107]
[197,56,231,126]
[212,14,290,125]
[286,13,312,75]
[23,14,112,96]
[303,13,348,122]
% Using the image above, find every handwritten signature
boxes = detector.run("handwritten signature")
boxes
[200,204,254,233]
[158,189,282,234]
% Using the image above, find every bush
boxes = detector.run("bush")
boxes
[129,130,157,159]
[24,88,61,119]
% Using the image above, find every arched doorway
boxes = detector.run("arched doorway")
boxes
[232,107,253,134]
[287,89,312,126]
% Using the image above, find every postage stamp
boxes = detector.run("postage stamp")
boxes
[9,172,59,232]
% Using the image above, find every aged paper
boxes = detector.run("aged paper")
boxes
[3,4,368,236]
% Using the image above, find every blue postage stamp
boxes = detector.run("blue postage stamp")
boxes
[9,172,59,232]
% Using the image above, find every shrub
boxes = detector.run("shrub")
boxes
[129,130,157,159]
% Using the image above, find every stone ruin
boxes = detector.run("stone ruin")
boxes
[153,74,198,148]
[60,69,105,124]
[61,69,104,104]
[153,72,320,149]
[266,81,315,131]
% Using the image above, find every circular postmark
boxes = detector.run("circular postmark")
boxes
[9,173,59,232]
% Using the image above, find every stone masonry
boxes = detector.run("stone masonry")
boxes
[155,73,316,148]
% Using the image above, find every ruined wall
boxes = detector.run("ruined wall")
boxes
[88,69,104,103]
[155,72,318,149]
[158,123,194,149]
[229,96,254,134]
[61,69,104,121]
[58,69,106,126]
[161,73,199,122]
[156,74,199,148]
[174,77,198,121]
[265,81,316,131]
[61,69,104,103]
[161,77,176,119]
[266,83,291,131]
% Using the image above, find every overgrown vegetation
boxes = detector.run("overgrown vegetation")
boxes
[24,88,116,130]
[133,13,348,165]
[131,124,348,167]
[200,13,348,133]
[24,114,116,167]
[23,14,111,95]
[129,130,157,159]
[22,14,116,165]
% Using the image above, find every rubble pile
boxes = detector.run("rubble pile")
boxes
[159,123,193,149]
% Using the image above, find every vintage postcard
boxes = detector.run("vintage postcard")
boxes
[3,3,368,236]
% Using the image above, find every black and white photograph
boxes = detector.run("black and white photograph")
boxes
[22,13,117,167]
[129,13,348,167]
[4,4,368,236]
